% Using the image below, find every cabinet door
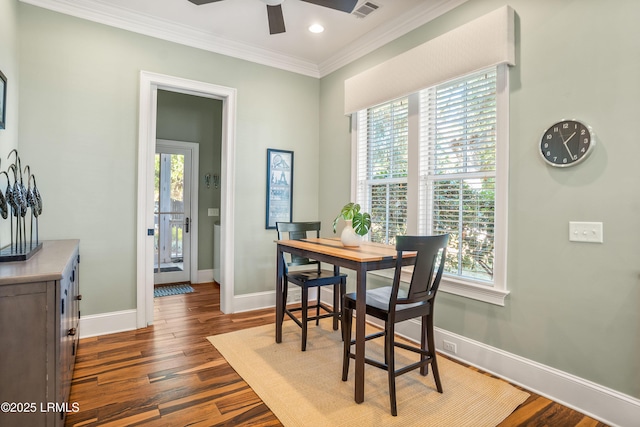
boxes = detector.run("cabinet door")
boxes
[71,253,80,338]
[59,279,73,412]
[59,251,79,417]
[0,282,50,427]
[72,255,80,364]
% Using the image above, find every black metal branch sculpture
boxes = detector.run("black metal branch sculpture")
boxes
[8,163,24,252]
[2,169,14,251]
[0,149,44,260]
[0,163,8,221]
[24,166,38,249]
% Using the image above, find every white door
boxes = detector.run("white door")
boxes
[154,142,192,284]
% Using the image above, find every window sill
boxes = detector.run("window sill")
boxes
[439,277,509,306]
[369,270,509,306]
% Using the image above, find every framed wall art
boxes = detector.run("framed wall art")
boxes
[266,148,293,229]
[0,70,6,130]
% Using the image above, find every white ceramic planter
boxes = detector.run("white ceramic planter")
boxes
[340,220,361,247]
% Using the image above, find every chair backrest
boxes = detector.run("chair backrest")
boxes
[276,222,322,271]
[391,234,449,309]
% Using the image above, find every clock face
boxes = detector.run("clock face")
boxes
[540,120,595,167]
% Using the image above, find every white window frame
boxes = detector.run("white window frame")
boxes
[350,64,510,306]
[355,97,410,245]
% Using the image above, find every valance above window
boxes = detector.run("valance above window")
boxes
[344,5,515,115]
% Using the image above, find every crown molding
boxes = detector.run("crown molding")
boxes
[20,0,468,79]
[20,0,322,77]
[318,0,469,76]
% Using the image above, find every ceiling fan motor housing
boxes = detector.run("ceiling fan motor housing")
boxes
[189,0,358,35]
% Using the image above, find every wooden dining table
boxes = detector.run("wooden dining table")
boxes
[275,237,417,404]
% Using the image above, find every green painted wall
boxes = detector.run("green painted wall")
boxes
[319,0,640,398]
[0,0,19,243]
[16,3,320,314]
[156,90,223,271]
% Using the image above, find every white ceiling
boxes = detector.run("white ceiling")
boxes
[20,0,467,77]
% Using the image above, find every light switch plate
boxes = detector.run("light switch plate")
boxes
[208,208,219,217]
[569,221,603,243]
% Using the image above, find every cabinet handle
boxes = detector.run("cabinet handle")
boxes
[76,295,83,301]
[68,328,76,336]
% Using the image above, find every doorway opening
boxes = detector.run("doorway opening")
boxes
[137,71,237,328]
[154,140,198,285]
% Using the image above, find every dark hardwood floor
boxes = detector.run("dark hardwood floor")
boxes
[65,283,607,426]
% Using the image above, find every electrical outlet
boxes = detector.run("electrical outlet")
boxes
[443,340,457,354]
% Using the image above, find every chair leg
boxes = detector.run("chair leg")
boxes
[332,283,339,331]
[420,315,429,376]
[315,287,321,326]
[426,314,443,393]
[281,283,289,328]
[301,287,309,351]
[341,305,353,381]
[339,278,346,340]
[386,322,398,416]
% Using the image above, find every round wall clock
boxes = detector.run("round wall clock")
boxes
[540,119,595,167]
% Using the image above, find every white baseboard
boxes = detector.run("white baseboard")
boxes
[232,288,319,313]
[79,291,640,427]
[428,326,640,427]
[233,290,277,313]
[195,269,214,284]
[79,309,137,338]
[361,312,639,427]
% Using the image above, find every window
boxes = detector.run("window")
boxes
[353,66,509,305]
[419,69,497,282]
[356,98,408,245]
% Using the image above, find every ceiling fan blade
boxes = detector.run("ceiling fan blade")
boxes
[187,0,224,5]
[299,0,358,13]
[267,4,286,35]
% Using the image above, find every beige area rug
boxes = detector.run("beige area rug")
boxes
[207,321,529,427]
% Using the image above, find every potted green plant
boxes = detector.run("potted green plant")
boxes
[333,202,371,246]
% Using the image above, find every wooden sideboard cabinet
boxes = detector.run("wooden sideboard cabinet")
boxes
[0,240,81,427]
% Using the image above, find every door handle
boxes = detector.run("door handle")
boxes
[185,217,190,233]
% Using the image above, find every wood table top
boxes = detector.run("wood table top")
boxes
[276,237,414,263]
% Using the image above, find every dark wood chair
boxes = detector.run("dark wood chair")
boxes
[276,221,347,351]
[341,234,449,416]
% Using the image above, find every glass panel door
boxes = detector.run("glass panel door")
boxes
[154,144,191,284]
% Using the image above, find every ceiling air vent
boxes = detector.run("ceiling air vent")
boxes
[352,2,379,18]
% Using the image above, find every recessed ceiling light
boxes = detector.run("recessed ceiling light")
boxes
[309,24,325,33]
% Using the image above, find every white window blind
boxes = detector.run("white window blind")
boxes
[356,97,409,245]
[419,68,497,283]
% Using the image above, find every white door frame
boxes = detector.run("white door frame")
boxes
[137,71,236,327]
[154,139,199,285]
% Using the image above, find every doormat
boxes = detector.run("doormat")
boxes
[154,266,183,273]
[154,284,194,298]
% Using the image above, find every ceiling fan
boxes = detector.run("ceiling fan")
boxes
[187,0,359,35]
